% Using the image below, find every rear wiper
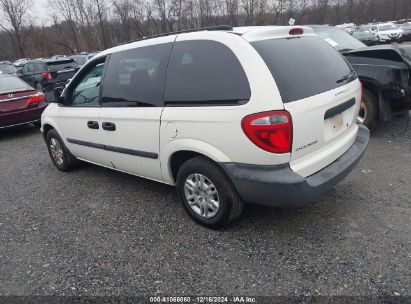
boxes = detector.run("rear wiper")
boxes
[336,72,356,83]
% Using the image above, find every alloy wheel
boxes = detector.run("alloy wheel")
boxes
[49,138,64,166]
[184,173,220,219]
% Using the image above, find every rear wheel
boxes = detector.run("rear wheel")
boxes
[46,129,78,171]
[358,88,378,128]
[176,156,243,228]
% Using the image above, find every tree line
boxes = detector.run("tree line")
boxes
[0,0,410,60]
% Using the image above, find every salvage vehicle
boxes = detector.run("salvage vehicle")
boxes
[309,25,411,127]
[370,23,403,43]
[17,59,79,100]
[41,25,369,227]
[0,74,47,129]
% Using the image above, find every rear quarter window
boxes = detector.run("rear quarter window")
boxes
[251,36,354,103]
[164,40,250,105]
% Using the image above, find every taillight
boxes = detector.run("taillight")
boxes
[241,110,292,154]
[289,28,304,35]
[27,92,45,104]
[43,72,52,80]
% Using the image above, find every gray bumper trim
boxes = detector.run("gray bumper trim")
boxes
[221,125,370,208]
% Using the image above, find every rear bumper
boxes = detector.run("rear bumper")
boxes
[221,125,370,208]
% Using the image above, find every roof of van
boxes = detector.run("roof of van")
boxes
[96,25,314,58]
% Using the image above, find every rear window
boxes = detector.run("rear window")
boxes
[251,36,354,103]
[46,59,77,71]
[0,76,31,93]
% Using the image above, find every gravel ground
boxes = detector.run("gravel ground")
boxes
[0,114,410,298]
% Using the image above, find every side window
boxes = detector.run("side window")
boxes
[36,63,46,72]
[101,43,172,107]
[164,40,251,105]
[70,60,105,107]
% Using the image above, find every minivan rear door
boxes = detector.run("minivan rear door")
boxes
[250,34,361,177]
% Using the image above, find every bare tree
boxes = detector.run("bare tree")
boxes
[0,0,31,57]
[3,0,411,61]
[242,0,255,25]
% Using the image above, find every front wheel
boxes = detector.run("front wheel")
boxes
[46,129,78,171]
[176,156,243,228]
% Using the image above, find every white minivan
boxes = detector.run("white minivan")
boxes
[41,25,370,227]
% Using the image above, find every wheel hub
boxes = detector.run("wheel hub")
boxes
[49,138,64,166]
[184,173,220,219]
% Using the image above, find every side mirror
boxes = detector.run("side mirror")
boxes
[49,86,66,104]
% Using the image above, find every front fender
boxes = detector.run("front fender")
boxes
[40,112,65,143]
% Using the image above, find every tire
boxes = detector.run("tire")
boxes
[32,121,41,128]
[45,129,78,171]
[176,156,243,228]
[35,82,43,92]
[359,88,378,129]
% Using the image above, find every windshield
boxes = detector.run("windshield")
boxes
[0,65,17,74]
[312,27,366,53]
[353,30,373,38]
[379,24,398,31]
[0,76,31,93]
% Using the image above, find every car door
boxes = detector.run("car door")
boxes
[52,57,111,167]
[99,40,174,182]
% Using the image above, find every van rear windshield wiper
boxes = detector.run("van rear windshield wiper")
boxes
[339,48,354,54]
[336,71,356,84]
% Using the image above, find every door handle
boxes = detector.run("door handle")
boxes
[102,122,116,131]
[87,121,99,129]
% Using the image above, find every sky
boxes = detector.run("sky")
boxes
[31,0,52,26]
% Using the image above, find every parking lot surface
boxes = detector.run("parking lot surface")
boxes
[0,114,410,297]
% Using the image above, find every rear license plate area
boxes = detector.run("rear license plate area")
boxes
[324,98,356,140]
